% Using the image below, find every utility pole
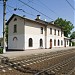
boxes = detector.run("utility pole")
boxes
[3,0,7,53]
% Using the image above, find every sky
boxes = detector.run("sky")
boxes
[0,0,75,37]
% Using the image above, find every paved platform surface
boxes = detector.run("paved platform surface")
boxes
[0,47,75,58]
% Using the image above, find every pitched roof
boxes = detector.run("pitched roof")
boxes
[6,14,62,29]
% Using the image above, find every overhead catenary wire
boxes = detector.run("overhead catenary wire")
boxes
[18,0,53,20]
[37,0,59,16]
[66,0,75,10]
[7,4,36,17]
[18,0,34,10]
[26,0,59,17]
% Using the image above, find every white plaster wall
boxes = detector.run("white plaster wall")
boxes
[25,20,45,35]
[25,21,45,49]
[25,34,45,49]
[47,25,65,48]
[8,34,25,50]
[47,36,64,48]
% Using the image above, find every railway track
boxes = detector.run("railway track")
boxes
[35,56,75,75]
[0,49,75,75]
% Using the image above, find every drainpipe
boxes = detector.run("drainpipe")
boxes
[45,25,47,49]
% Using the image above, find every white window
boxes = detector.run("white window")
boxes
[50,28,52,34]
[41,27,43,34]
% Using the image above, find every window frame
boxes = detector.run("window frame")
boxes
[41,27,43,34]
[54,39,56,46]
[50,28,52,34]
[58,40,60,46]
[40,39,43,47]
[13,24,17,33]
[0,42,1,46]
[29,38,33,47]
[58,30,59,36]
[54,29,56,35]
[61,40,63,45]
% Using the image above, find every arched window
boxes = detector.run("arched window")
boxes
[14,18,17,21]
[61,40,63,45]
[58,40,60,46]
[67,40,68,45]
[13,37,18,41]
[29,38,33,47]
[40,39,43,47]
[54,39,56,46]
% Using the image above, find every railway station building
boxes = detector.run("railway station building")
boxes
[6,14,70,50]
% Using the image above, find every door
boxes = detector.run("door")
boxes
[13,37,18,49]
[50,39,52,49]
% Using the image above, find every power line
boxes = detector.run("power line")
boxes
[66,0,75,10]
[16,8,36,17]
[7,4,36,17]
[27,0,34,4]
[37,0,59,16]
[26,0,59,17]
[17,0,34,9]
[18,0,53,20]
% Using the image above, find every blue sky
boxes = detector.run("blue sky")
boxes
[0,0,75,37]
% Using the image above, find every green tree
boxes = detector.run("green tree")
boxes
[54,18,74,37]
[70,31,75,39]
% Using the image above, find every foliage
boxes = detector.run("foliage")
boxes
[54,18,74,37]
[70,31,75,39]
[0,48,3,54]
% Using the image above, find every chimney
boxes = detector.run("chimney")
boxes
[51,21,54,24]
[36,15,40,20]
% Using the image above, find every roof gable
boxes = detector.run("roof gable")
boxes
[6,14,62,30]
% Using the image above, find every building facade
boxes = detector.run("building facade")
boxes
[6,14,69,50]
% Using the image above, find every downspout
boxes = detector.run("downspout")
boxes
[45,25,47,49]
[24,16,26,50]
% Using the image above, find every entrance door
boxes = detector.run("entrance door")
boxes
[50,39,52,49]
[13,37,18,49]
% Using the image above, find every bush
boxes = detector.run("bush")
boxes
[0,48,3,54]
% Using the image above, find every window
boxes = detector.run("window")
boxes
[50,28,52,34]
[61,40,63,45]
[14,25,17,33]
[58,30,59,36]
[54,29,56,35]
[58,40,60,46]
[61,32,62,37]
[14,18,17,21]
[54,39,56,46]
[0,42,1,46]
[29,38,33,47]
[40,39,43,47]
[67,40,68,45]
[41,27,43,34]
